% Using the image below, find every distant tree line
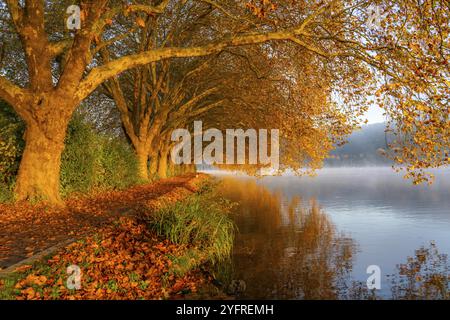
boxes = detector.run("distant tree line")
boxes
[325,123,394,167]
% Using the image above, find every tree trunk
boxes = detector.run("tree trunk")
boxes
[157,152,168,179]
[168,160,175,177]
[14,122,66,204]
[188,164,197,173]
[148,153,158,177]
[136,146,149,181]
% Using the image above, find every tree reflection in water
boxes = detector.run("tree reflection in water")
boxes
[216,177,450,300]
[389,243,449,300]
[218,177,356,300]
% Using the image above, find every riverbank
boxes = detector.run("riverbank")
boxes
[0,174,236,300]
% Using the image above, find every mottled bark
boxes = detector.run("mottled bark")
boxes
[157,151,169,179]
[136,144,149,181]
[14,119,67,204]
[149,154,158,177]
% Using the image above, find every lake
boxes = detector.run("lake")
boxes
[208,167,450,299]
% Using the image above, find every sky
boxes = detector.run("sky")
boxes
[365,104,386,124]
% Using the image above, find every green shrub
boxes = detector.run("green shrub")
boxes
[0,101,140,201]
[60,114,140,195]
[0,101,24,202]
[0,183,14,203]
[60,114,104,196]
[0,101,24,186]
[97,138,140,190]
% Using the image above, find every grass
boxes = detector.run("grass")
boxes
[0,274,22,300]
[0,255,54,300]
[148,182,236,276]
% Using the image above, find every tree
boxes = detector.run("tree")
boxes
[0,0,448,203]
[100,1,370,178]
[0,0,332,203]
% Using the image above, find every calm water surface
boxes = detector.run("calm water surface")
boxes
[209,167,450,299]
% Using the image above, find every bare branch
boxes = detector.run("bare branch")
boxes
[91,0,170,36]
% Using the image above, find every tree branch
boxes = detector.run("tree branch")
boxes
[91,0,170,36]
[0,75,30,115]
[5,0,24,32]
[76,28,315,100]
[48,39,74,57]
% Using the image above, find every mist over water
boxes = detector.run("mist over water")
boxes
[209,167,450,299]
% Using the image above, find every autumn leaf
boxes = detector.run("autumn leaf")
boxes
[14,264,32,273]
[136,17,146,28]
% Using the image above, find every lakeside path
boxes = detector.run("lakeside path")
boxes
[0,174,205,271]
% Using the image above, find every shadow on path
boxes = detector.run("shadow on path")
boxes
[0,174,201,269]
